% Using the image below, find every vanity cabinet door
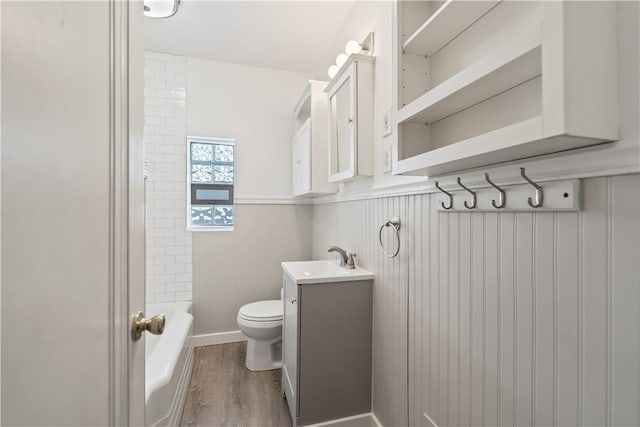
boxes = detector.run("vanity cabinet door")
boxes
[282,275,299,420]
[297,281,373,425]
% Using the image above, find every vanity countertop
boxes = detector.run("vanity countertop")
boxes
[281,260,374,285]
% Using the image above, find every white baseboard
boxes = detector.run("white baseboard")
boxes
[371,413,384,427]
[192,330,247,347]
[306,413,380,427]
[423,412,438,427]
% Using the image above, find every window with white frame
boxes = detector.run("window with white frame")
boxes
[187,136,235,229]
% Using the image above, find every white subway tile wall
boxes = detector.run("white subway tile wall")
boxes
[144,51,192,303]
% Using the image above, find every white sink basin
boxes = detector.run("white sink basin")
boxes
[282,260,374,285]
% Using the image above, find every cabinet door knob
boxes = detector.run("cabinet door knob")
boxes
[291,298,297,304]
[348,118,353,123]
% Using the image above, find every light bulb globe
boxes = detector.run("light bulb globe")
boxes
[336,53,348,68]
[328,65,339,79]
[345,40,362,56]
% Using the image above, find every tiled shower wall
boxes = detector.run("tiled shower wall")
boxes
[144,51,192,303]
[313,174,640,427]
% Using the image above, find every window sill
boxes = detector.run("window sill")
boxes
[188,225,234,232]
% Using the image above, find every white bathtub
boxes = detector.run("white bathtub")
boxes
[145,301,194,427]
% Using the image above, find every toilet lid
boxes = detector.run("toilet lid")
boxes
[239,300,283,322]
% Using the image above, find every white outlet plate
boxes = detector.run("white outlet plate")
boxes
[383,145,392,173]
[383,107,392,136]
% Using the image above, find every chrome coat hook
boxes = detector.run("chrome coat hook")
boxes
[456,177,476,209]
[520,167,543,208]
[485,173,506,209]
[435,181,453,210]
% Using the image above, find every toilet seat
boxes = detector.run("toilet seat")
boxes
[238,300,282,322]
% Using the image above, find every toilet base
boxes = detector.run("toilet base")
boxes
[245,337,282,371]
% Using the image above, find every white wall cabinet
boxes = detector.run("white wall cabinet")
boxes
[326,54,375,182]
[292,80,337,197]
[292,119,312,196]
[392,0,619,176]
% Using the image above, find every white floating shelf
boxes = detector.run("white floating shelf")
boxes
[393,1,618,178]
[398,25,542,125]
[403,0,501,56]
[396,116,544,176]
[436,179,581,212]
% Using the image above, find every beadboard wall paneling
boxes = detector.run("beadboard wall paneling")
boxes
[313,196,410,427]
[193,204,312,335]
[312,174,640,427]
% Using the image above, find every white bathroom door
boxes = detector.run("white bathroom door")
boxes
[127,1,148,425]
[1,1,146,424]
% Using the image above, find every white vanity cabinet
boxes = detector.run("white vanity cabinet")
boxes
[392,1,619,176]
[282,273,298,424]
[326,54,375,182]
[292,80,337,197]
[281,261,374,426]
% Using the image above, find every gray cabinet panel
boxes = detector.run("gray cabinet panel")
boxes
[282,273,373,426]
[298,281,373,425]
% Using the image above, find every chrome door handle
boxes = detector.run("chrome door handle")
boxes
[131,311,165,341]
[291,298,297,304]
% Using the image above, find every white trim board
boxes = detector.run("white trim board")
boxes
[370,413,384,427]
[0,2,3,420]
[235,140,639,207]
[314,142,639,205]
[304,412,383,427]
[235,144,638,206]
[235,197,312,205]
[423,412,438,427]
[192,330,247,347]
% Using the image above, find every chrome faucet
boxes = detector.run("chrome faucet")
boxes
[327,246,357,269]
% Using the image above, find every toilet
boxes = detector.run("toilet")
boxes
[237,299,283,371]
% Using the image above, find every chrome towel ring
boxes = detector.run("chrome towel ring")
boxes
[379,216,401,258]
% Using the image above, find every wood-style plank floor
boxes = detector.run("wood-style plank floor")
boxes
[180,342,292,427]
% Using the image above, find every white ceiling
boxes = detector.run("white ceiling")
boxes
[144,0,356,74]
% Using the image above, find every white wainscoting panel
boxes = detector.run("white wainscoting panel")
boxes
[313,174,640,427]
[314,196,410,427]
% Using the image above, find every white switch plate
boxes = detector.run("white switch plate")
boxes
[383,107,392,136]
[383,145,392,173]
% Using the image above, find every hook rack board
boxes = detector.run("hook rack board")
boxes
[436,179,581,212]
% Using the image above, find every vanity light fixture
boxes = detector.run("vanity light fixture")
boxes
[344,40,362,56]
[336,53,348,68]
[144,0,180,18]
[326,32,374,81]
[327,65,339,79]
